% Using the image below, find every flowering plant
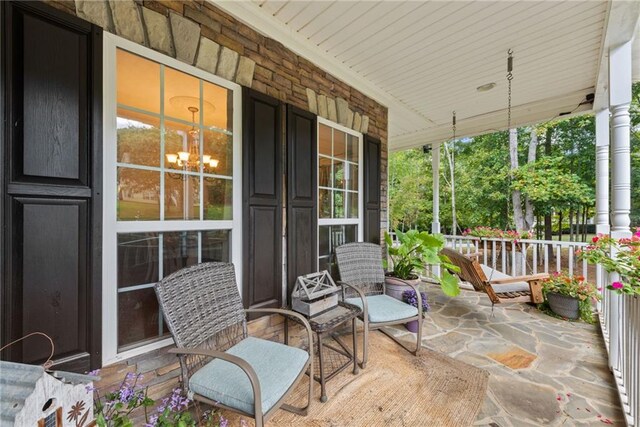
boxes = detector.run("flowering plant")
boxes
[463,226,532,241]
[402,289,429,316]
[542,272,600,322]
[578,229,640,296]
[93,372,228,427]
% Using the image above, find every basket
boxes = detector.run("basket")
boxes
[546,292,580,319]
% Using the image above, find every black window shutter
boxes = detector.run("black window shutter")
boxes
[242,88,283,311]
[2,1,103,371]
[363,135,382,244]
[286,105,317,299]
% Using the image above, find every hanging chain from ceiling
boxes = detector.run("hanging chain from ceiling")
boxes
[507,49,514,129]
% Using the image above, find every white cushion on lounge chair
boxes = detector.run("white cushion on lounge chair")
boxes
[480,264,530,293]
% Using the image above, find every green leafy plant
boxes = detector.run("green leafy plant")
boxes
[541,272,600,322]
[384,229,460,296]
[578,230,640,295]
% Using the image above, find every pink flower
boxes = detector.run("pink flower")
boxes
[611,281,623,289]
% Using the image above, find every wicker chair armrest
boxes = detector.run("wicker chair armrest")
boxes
[244,308,314,357]
[396,279,423,319]
[169,347,262,416]
[338,281,368,315]
[489,273,549,285]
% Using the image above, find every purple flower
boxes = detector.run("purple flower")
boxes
[220,415,229,427]
[611,281,624,289]
[402,289,429,312]
[144,414,158,427]
[87,369,101,376]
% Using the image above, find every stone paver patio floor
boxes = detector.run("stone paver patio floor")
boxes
[386,285,624,426]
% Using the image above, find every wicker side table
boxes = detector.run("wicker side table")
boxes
[285,301,361,402]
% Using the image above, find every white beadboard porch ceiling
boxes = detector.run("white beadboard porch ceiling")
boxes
[215,0,640,151]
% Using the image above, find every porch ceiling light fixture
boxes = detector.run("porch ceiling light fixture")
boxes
[165,105,219,176]
[476,82,496,92]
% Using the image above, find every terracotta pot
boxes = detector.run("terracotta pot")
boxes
[385,275,421,301]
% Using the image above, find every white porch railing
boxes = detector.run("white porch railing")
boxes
[443,235,590,279]
[443,235,638,426]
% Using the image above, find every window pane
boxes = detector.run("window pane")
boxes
[165,67,200,123]
[164,173,200,220]
[333,190,345,218]
[346,164,359,191]
[201,230,231,262]
[203,178,233,220]
[347,134,359,162]
[333,160,345,188]
[319,157,331,188]
[334,130,346,159]
[319,124,332,156]
[118,288,162,349]
[117,49,160,114]
[203,80,232,131]
[203,130,233,177]
[117,233,159,288]
[344,225,357,243]
[118,167,160,220]
[319,226,330,258]
[117,110,161,167]
[319,189,331,218]
[164,119,195,172]
[347,193,359,219]
[163,231,199,277]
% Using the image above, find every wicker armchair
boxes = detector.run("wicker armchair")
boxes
[155,262,313,427]
[335,243,423,368]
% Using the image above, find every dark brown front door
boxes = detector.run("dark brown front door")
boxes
[1,1,102,371]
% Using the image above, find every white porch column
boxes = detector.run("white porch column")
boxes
[607,40,633,373]
[431,143,441,235]
[431,143,441,278]
[609,41,632,239]
[595,109,610,235]
[594,108,610,313]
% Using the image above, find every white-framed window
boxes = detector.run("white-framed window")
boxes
[317,117,363,274]
[102,34,242,364]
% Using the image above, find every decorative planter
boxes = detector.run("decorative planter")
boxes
[405,319,420,333]
[385,275,421,301]
[547,292,580,319]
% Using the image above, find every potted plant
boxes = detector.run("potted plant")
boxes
[541,272,600,322]
[402,289,429,332]
[578,230,640,296]
[384,229,460,298]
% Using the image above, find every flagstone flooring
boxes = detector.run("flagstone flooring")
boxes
[386,285,625,426]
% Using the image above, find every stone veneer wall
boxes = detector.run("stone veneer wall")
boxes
[42,0,388,408]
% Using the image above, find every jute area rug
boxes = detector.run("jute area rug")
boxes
[221,331,489,427]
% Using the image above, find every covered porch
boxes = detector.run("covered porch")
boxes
[1,0,638,426]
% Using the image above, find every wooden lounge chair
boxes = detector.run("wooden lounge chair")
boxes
[155,262,313,427]
[441,248,547,305]
[335,243,423,368]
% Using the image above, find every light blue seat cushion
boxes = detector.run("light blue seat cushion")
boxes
[480,264,530,292]
[189,337,308,415]
[345,294,418,323]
